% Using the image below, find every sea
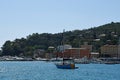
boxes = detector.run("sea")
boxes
[0,61,120,80]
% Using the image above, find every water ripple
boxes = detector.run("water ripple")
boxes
[0,61,120,80]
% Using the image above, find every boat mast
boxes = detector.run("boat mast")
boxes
[118,37,120,59]
[62,29,65,58]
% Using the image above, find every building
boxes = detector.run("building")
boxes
[81,42,92,51]
[57,44,72,52]
[56,48,90,59]
[90,52,99,58]
[118,45,120,58]
[100,45,119,58]
[33,49,45,58]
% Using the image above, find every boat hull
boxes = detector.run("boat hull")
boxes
[55,63,77,69]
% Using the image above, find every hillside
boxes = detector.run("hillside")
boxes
[1,22,120,57]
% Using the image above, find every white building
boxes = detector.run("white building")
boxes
[57,44,72,52]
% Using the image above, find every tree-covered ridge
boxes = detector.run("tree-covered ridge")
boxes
[1,22,120,57]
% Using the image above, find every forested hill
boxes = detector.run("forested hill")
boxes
[1,22,120,56]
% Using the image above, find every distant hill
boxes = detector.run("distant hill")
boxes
[1,22,120,56]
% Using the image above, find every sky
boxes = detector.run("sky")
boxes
[0,0,120,48]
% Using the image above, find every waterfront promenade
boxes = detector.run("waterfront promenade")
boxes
[0,56,120,64]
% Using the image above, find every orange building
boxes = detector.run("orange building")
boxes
[56,48,90,59]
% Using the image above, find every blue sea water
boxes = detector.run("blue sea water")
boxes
[0,61,120,80]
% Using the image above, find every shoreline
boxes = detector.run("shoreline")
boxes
[0,56,120,64]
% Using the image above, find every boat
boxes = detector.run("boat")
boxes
[55,29,78,69]
[55,58,78,69]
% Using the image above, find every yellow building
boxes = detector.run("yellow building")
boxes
[101,45,119,58]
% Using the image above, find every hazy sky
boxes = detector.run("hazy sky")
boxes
[0,0,120,48]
